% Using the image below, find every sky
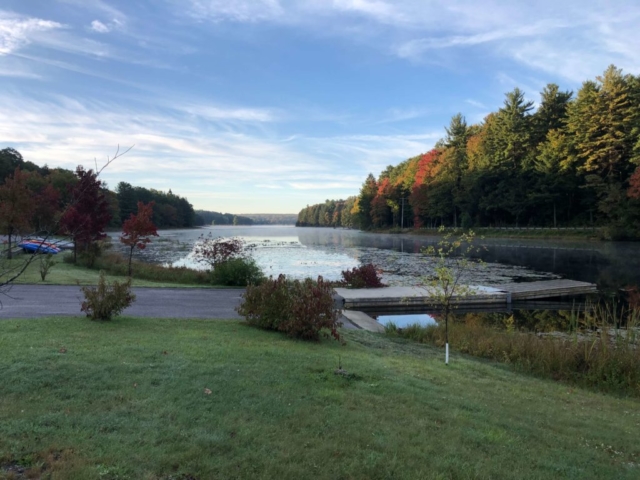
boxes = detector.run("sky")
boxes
[1,1,640,214]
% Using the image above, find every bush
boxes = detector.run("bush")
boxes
[237,274,341,341]
[81,271,136,321]
[77,239,111,268]
[340,263,385,288]
[210,257,265,286]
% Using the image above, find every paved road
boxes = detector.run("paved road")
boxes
[0,285,358,328]
[0,285,244,319]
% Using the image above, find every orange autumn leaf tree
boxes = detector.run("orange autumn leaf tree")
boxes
[120,201,159,276]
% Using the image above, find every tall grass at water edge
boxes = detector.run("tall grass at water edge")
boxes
[385,304,640,396]
[65,252,211,285]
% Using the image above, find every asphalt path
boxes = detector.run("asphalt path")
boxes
[0,285,244,319]
[0,285,357,328]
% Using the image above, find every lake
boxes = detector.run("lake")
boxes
[109,225,640,291]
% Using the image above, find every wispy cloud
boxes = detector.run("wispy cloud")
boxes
[0,12,64,55]
[177,0,640,81]
[0,86,443,210]
[58,0,127,23]
[465,99,486,109]
[90,20,110,33]
[183,0,284,23]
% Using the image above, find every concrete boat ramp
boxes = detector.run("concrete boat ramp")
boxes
[335,279,597,310]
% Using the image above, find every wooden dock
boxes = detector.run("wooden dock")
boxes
[335,279,597,310]
[496,279,597,301]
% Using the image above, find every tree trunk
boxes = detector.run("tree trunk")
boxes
[128,246,134,277]
[7,227,13,260]
[553,202,557,228]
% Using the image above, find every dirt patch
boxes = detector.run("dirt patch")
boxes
[1,448,76,480]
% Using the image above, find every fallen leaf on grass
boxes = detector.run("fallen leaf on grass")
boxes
[204,388,212,395]
[59,348,67,354]
[133,383,138,388]
[162,350,168,355]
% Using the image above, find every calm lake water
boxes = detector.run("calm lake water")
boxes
[110,225,640,291]
[106,225,640,333]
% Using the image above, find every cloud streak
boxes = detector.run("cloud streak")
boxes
[0,90,436,210]
[178,0,640,81]
[0,12,64,55]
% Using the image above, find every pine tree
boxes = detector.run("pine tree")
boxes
[567,66,640,223]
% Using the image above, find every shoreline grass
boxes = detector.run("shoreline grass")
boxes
[3,253,218,288]
[385,306,640,397]
[1,317,639,479]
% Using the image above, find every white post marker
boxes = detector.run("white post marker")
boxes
[445,343,449,365]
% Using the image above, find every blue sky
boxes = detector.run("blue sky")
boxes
[1,1,639,213]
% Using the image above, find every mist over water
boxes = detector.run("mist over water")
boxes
[109,226,640,289]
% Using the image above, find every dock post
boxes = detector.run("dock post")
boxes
[445,343,449,365]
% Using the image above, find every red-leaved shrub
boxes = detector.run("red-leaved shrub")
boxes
[236,274,341,341]
[341,263,385,288]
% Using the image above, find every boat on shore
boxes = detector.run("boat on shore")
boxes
[18,239,61,255]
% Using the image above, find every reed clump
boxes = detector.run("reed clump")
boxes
[386,304,640,396]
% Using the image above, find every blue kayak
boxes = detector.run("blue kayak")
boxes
[18,241,61,254]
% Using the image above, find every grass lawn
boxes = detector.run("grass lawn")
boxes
[3,257,213,288]
[1,318,639,479]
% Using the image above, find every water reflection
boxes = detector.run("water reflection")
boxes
[376,313,437,328]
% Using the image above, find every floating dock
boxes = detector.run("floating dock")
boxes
[335,279,597,310]
[498,279,597,301]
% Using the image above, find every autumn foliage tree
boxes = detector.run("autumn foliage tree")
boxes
[120,201,158,276]
[60,166,112,264]
[0,168,34,259]
[298,65,640,234]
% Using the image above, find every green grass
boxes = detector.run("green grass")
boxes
[1,318,639,479]
[2,255,218,288]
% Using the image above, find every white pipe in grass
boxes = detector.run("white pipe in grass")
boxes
[445,343,449,365]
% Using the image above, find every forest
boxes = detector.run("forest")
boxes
[0,148,197,232]
[297,66,640,239]
[194,210,254,226]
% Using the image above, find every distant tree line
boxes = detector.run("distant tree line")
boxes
[296,197,358,228]
[245,213,298,225]
[116,182,195,229]
[0,148,197,235]
[194,210,254,226]
[194,212,299,226]
[298,66,640,238]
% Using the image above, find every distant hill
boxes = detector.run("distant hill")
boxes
[194,210,254,226]
[243,214,298,225]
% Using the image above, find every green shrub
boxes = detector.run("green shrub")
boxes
[77,239,111,268]
[39,253,57,281]
[210,257,264,286]
[237,274,341,341]
[80,271,136,321]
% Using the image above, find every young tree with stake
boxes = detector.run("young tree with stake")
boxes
[422,227,484,365]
